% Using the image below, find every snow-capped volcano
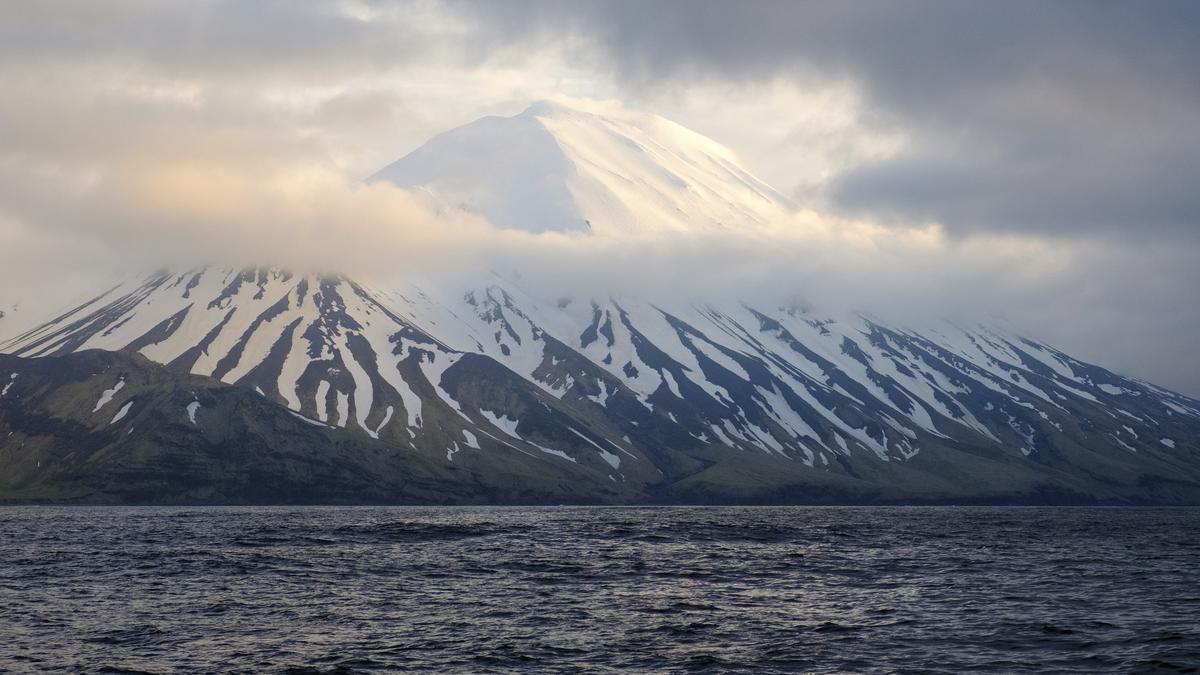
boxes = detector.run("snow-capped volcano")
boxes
[369,100,793,234]
[3,102,1200,503]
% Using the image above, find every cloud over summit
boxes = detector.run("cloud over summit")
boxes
[0,1,1197,395]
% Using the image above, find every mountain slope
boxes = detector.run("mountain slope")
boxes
[3,267,1199,504]
[0,349,445,503]
[0,350,655,504]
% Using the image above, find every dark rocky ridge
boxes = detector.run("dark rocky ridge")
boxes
[0,351,640,504]
[1,348,1198,505]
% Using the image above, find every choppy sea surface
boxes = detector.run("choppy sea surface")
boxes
[1,506,1198,673]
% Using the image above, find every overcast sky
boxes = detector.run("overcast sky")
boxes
[1,1,1198,395]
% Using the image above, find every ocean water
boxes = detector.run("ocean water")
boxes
[1,506,1197,673]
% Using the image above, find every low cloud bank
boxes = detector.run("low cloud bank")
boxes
[2,154,1196,396]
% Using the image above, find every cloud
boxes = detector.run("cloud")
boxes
[0,1,1197,397]
[0,1,442,78]
[4,116,1196,396]
[445,0,1200,237]
[8,1,1200,233]
[2,131,1198,396]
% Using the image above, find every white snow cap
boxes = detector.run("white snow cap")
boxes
[369,99,793,235]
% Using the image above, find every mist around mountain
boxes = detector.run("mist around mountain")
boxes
[2,102,1199,505]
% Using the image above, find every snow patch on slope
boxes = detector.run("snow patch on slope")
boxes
[110,401,133,424]
[93,379,125,413]
[481,410,521,439]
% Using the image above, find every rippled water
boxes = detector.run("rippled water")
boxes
[1,507,1198,673]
